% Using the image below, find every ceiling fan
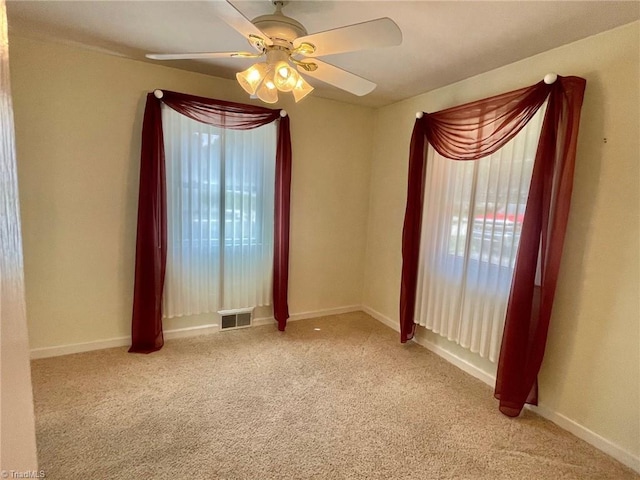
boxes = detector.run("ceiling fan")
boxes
[146,0,402,103]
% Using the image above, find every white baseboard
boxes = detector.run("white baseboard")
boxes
[362,305,496,387]
[252,316,276,326]
[165,324,220,340]
[528,404,640,473]
[29,305,362,360]
[30,336,131,360]
[289,305,361,322]
[362,305,399,332]
[414,334,497,388]
[362,304,640,474]
[30,323,221,360]
[251,305,363,327]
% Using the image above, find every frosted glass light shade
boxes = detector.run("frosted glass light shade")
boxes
[292,75,314,103]
[273,61,298,92]
[236,63,269,95]
[256,70,278,104]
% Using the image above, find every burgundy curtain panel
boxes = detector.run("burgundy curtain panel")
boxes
[273,117,292,327]
[130,91,292,353]
[130,95,166,354]
[400,76,586,416]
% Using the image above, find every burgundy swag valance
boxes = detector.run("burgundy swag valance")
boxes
[400,76,586,416]
[130,90,292,354]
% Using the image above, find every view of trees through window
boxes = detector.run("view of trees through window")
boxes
[447,145,534,268]
[177,129,272,250]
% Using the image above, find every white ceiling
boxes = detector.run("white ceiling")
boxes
[7,1,640,107]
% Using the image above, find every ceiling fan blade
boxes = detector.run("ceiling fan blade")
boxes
[212,0,273,49]
[298,59,376,96]
[146,52,259,60]
[293,18,401,57]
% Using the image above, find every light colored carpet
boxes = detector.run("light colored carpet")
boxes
[31,312,637,479]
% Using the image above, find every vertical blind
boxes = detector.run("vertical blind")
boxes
[161,105,277,318]
[414,104,546,362]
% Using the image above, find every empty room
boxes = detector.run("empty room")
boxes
[1,1,639,478]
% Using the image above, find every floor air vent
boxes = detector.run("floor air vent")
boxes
[219,309,253,330]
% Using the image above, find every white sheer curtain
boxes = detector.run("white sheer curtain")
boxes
[161,105,276,318]
[414,104,546,362]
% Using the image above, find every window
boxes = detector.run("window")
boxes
[161,105,277,318]
[414,104,546,361]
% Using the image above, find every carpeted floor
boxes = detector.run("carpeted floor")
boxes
[31,312,637,479]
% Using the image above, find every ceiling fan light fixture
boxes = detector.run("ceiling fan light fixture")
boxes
[236,54,315,103]
[147,1,401,104]
[292,75,314,103]
[273,61,298,92]
[236,62,269,95]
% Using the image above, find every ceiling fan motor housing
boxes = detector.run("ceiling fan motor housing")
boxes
[252,13,307,48]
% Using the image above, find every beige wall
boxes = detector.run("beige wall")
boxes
[9,34,373,348]
[363,22,639,459]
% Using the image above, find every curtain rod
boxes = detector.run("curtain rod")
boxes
[415,73,558,118]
